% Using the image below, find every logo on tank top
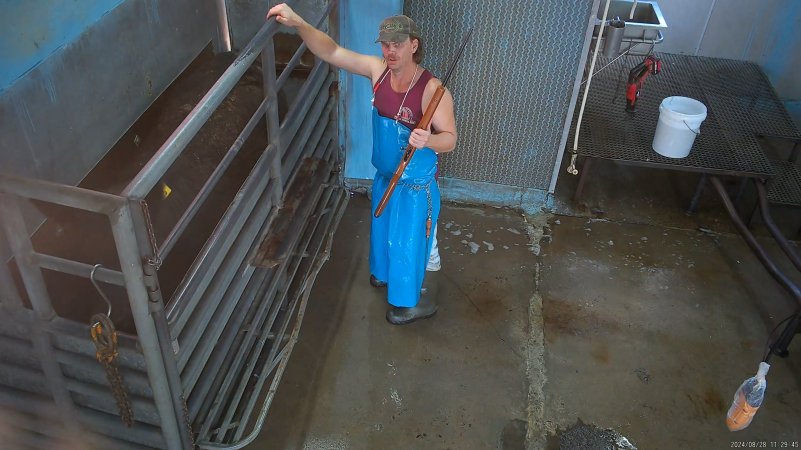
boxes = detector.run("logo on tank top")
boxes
[396,106,415,126]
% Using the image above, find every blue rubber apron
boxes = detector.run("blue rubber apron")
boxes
[369,108,440,307]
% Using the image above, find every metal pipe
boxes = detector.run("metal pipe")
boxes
[122,18,282,199]
[167,146,276,331]
[279,65,330,148]
[218,186,335,442]
[126,201,194,448]
[199,272,285,440]
[302,101,335,161]
[275,42,308,91]
[262,37,285,207]
[188,263,277,421]
[212,267,291,442]
[158,97,270,261]
[208,191,346,448]
[321,136,335,161]
[76,405,166,448]
[282,88,335,177]
[64,377,161,425]
[178,178,280,380]
[0,195,56,320]
[0,173,125,215]
[168,150,278,337]
[31,252,126,286]
[30,325,84,434]
[108,203,183,450]
[214,0,232,52]
[55,351,154,398]
[151,306,195,446]
[756,181,801,272]
[710,176,801,306]
[0,237,24,307]
[197,248,295,438]
[1,410,75,445]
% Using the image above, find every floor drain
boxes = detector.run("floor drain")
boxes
[547,419,637,450]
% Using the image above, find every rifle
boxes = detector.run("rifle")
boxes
[374,28,473,223]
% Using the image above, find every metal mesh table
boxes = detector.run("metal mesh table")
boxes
[570,53,801,195]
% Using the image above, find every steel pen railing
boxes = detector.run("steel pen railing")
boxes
[0,1,345,448]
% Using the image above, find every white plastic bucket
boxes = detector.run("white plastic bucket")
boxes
[652,96,708,158]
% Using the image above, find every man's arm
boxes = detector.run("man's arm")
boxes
[408,78,457,153]
[267,3,385,81]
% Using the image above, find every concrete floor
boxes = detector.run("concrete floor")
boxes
[257,196,536,449]
[256,153,801,449]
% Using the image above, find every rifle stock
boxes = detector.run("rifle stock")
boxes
[374,85,446,218]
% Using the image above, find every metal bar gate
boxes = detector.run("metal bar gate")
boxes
[0,1,346,448]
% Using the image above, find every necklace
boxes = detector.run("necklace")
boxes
[374,64,419,123]
[394,65,419,122]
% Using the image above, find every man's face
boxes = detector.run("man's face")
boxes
[381,37,418,69]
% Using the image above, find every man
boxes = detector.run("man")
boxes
[267,4,457,324]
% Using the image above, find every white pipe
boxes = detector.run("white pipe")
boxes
[629,0,638,20]
[568,0,611,175]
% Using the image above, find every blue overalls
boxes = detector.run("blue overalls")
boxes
[369,108,440,308]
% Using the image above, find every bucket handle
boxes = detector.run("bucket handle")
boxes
[683,120,701,136]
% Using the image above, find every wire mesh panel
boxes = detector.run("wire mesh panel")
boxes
[405,0,595,189]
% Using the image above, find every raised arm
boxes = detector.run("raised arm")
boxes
[267,3,385,81]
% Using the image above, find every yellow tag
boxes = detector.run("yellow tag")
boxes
[161,182,172,199]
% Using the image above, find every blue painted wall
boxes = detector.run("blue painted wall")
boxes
[0,0,127,91]
[340,0,401,180]
[657,0,801,126]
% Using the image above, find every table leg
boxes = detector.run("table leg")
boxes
[686,173,707,215]
[574,157,593,202]
[734,177,748,210]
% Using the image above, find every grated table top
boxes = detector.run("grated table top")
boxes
[767,159,801,206]
[571,53,800,178]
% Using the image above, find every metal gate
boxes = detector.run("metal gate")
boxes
[0,2,345,449]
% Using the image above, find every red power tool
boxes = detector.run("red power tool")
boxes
[626,55,661,112]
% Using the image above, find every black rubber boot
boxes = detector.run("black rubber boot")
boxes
[386,271,439,325]
[370,274,387,288]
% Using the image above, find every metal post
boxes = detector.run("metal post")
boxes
[262,38,285,206]
[127,203,194,449]
[0,234,23,307]
[108,203,184,450]
[213,0,232,53]
[0,194,56,319]
[0,194,83,435]
[686,173,707,215]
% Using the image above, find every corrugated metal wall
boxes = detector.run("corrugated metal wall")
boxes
[405,0,595,190]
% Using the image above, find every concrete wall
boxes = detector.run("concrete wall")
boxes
[0,0,218,262]
[657,0,801,123]
[0,0,125,91]
[226,0,328,50]
[340,0,401,180]
[0,0,217,185]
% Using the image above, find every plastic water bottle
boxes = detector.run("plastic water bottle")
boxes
[726,362,770,431]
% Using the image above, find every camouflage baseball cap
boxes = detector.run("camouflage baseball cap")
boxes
[375,15,421,43]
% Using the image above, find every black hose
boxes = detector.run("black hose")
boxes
[709,176,801,307]
[756,181,801,273]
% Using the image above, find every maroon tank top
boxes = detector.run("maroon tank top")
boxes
[373,67,434,130]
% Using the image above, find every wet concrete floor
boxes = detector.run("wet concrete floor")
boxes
[256,151,801,449]
[257,195,535,449]
[28,43,798,448]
